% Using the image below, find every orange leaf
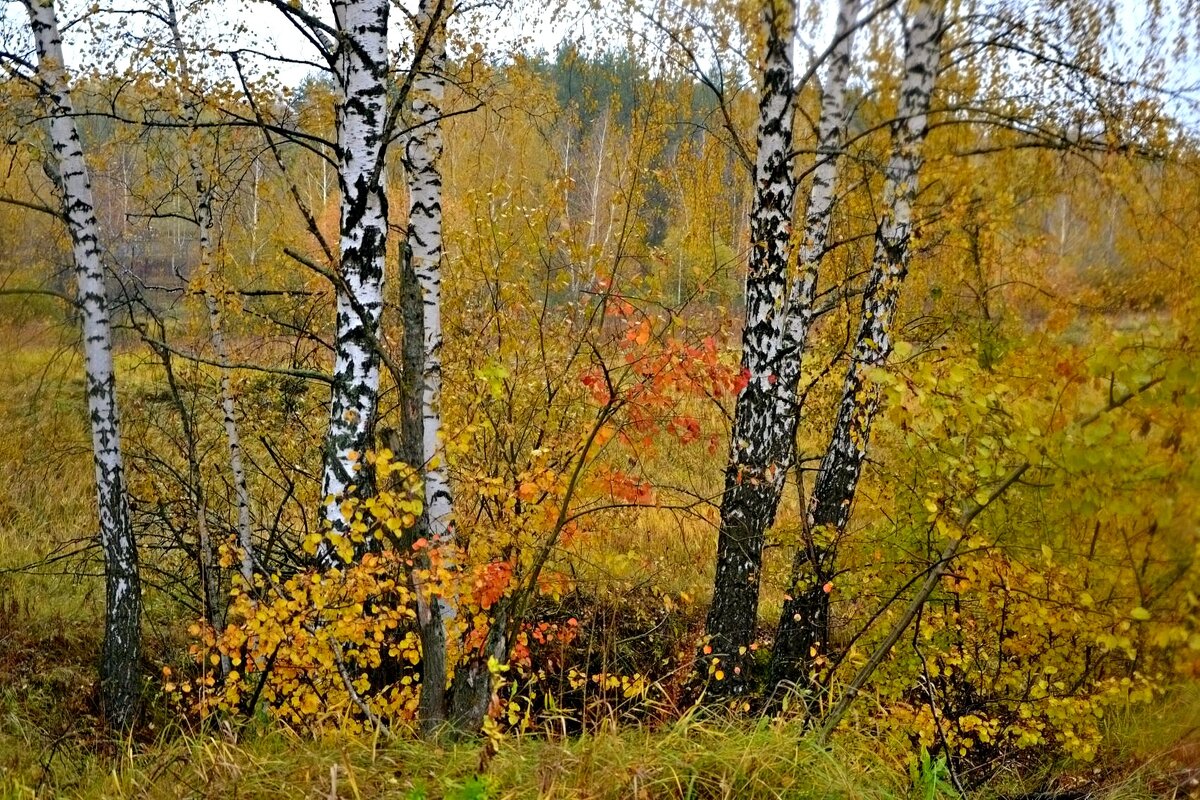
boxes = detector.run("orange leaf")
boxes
[634,319,651,346]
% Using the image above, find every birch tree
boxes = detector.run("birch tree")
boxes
[702,0,797,686]
[408,0,453,556]
[22,0,142,729]
[703,0,862,685]
[776,0,861,395]
[402,0,509,733]
[401,0,452,733]
[770,0,945,700]
[320,0,391,562]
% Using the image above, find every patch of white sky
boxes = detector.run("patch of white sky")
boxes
[226,0,1200,131]
[1113,0,1200,125]
[1,0,1196,129]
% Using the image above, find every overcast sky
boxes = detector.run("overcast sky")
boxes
[225,0,1200,127]
[2,0,1197,128]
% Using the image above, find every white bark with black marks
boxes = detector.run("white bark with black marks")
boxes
[705,0,865,689]
[704,0,797,689]
[404,0,461,733]
[771,0,945,698]
[320,0,390,563]
[407,0,453,560]
[777,0,862,394]
[23,0,142,729]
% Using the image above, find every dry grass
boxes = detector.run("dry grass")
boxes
[0,714,924,799]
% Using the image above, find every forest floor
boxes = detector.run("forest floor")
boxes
[0,591,1197,799]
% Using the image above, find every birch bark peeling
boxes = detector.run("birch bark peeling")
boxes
[770,1,945,698]
[23,0,142,729]
[320,0,390,562]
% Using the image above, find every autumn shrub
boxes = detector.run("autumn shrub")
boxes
[824,331,1200,780]
[869,549,1194,768]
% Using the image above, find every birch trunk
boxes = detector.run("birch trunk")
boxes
[320,0,390,564]
[776,0,861,393]
[164,0,256,591]
[449,606,506,733]
[23,0,142,729]
[208,295,256,588]
[404,0,460,732]
[396,250,449,733]
[703,0,797,689]
[407,0,453,559]
[770,1,944,700]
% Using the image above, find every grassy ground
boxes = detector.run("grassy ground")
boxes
[0,677,1196,799]
[1,714,923,799]
[0,582,1194,800]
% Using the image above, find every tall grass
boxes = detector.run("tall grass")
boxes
[0,715,927,799]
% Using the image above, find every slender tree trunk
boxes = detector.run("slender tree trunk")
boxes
[319,0,390,565]
[397,248,449,734]
[403,0,461,732]
[156,0,230,646]
[770,1,944,703]
[164,0,257,593]
[23,0,142,729]
[250,159,261,267]
[776,0,861,393]
[208,296,257,588]
[407,0,454,560]
[704,0,797,689]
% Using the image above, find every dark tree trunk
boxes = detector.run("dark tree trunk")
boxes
[448,605,507,733]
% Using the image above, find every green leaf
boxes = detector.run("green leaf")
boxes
[474,361,510,399]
